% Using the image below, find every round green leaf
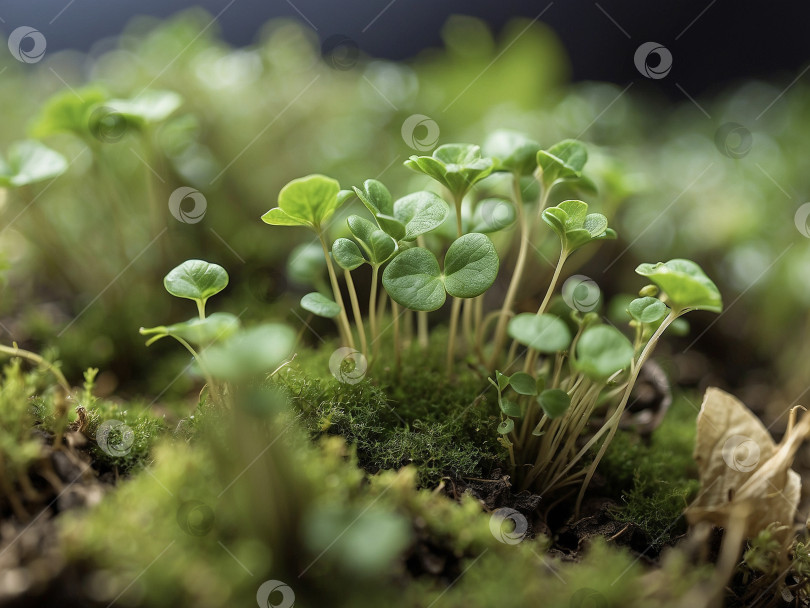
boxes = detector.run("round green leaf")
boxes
[635,259,722,313]
[405,144,494,199]
[497,419,515,434]
[471,198,517,233]
[627,297,669,324]
[537,389,571,419]
[0,140,69,187]
[507,313,572,353]
[508,372,537,395]
[263,174,341,229]
[332,238,365,271]
[301,292,341,318]
[107,90,182,124]
[484,129,541,175]
[164,260,229,303]
[443,233,499,299]
[382,248,445,311]
[576,325,634,380]
[393,191,450,241]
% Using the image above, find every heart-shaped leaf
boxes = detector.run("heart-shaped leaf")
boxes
[508,371,537,395]
[332,238,366,271]
[140,312,240,346]
[537,389,571,419]
[262,174,342,229]
[31,87,109,138]
[301,292,341,318]
[443,233,499,299]
[404,143,494,199]
[382,247,445,311]
[393,192,449,241]
[164,260,229,304]
[635,259,723,314]
[0,140,69,187]
[536,139,588,187]
[627,297,669,324]
[471,198,516,233]
[575,325,634,380]
[484,129,542,175]
[347,215,397,265]
[507,313,572,353]
[353,179,393,216]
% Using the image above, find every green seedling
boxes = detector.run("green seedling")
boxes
[262,174,356,349]
[495,258,721,515]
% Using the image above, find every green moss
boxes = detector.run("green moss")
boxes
[276,326,504,486]
[601,393,700,548]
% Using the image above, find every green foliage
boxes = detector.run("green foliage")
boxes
[484,129,542,175]
[628,297,669,324]
[575,325,635,380]
[382,233,499,310]
[507,313,571,352]
[404,143,494,200]
[635,259,723,313]
[535,139,588,187]
[542,199,616,254]
[301,292,341,318]
[0,140,68,187]
[261,174,344,229]
[139,312,241,346]
[163,259,229,314]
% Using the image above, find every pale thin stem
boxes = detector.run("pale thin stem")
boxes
[392,301,401,370]
[343,269,368,357]
[571,311,678,514]
[446,297,463,377]
[318,232,354,348]
[369,265,379,359]
[415,235,430,350]
[196,299,206,320]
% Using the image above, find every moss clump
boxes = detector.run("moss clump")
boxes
[600,393,700,547]
[276,327,504,486]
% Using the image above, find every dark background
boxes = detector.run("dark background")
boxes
[1,0,808,96]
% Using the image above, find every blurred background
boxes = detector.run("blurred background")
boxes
[0,0,809,420]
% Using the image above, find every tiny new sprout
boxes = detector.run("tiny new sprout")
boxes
[140,259,295,402]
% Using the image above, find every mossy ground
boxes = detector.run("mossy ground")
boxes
[0,335,707,607]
